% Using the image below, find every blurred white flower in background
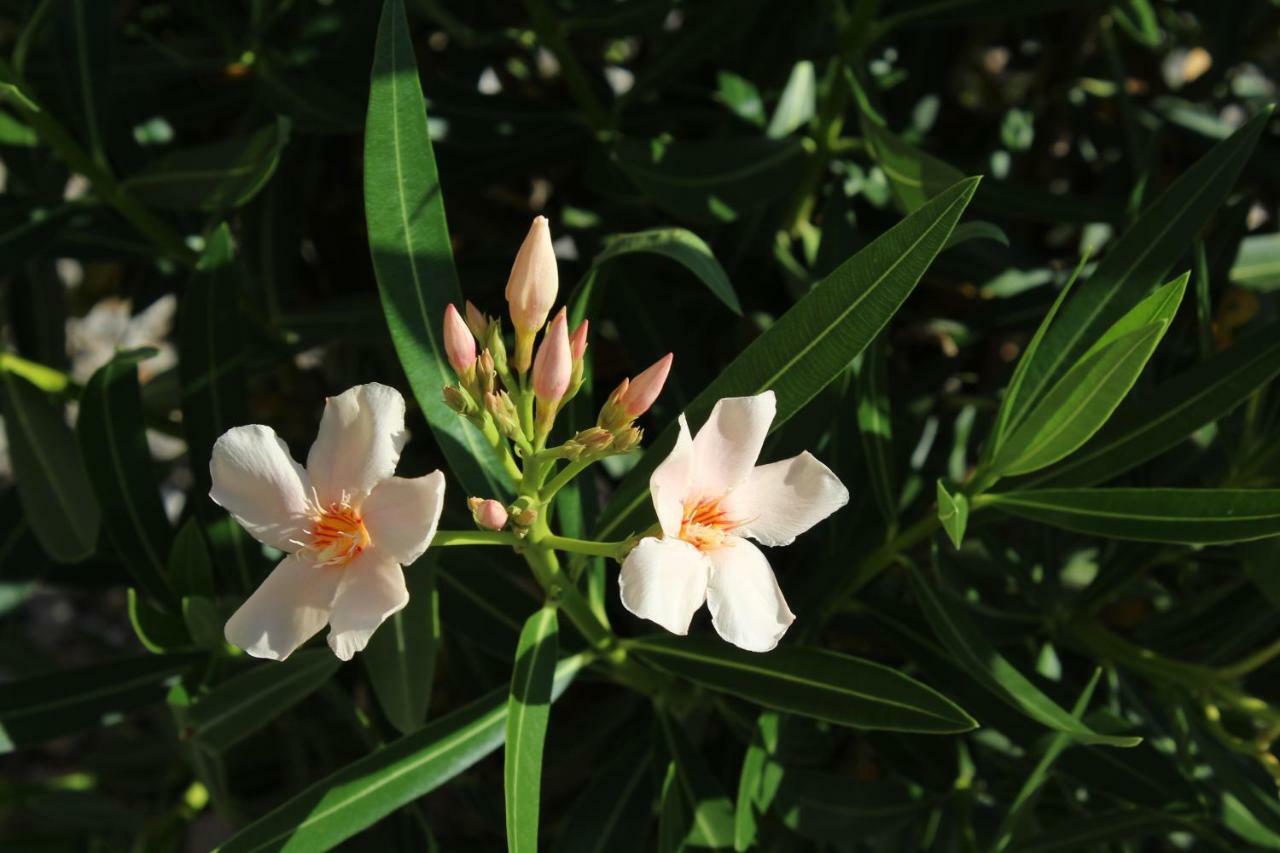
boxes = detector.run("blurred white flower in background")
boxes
[66,294,178,386]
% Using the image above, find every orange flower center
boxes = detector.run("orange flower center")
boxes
[309,503,370,567]
[679,496,739,551]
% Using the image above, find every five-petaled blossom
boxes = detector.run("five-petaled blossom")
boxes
[211,383,445,661]
[619,391,848,652]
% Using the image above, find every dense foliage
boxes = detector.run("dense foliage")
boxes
[3,0,1280,850]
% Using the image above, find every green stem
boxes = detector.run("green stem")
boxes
[541,457,594,502]
[1217,634,1280,681]
[478,414,523,484]
[432,529,520,547]
[542,533,630,560]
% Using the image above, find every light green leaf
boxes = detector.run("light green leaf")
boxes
[733,711,779,852]
[936,480,968,548]
[944,220,1009,250]
[127,587,190,653]
[1230,231,1280,291]
[982,488,1280,544]
[593,227,742,315]
[632,636,975,733]
[595,177,980,541]
[766,60,815,139]
[1082,271,1186,359]
[187,649,340,752]
[1014,109,1269,418]
[364,0,509,499]
[78,350,176,608]
[907,570,1139,746]
[123,119,291,212]
[715,71,765,127]
[1022,324,1280,487]
[505,606,558,853]
[0,654,198,753]
[364,560,439,735]
[216,653,587,853]
[0,369,99,563]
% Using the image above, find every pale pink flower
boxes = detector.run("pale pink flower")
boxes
[470,498,509,531]
[443,304,476,377]
[569,319,589,361]
[621,353,673,417]
[505,216,558,334]
[619,391,848,652]
[211,383,445,662]
[532,308,571,404]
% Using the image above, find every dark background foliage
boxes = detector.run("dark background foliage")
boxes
[3,0,1280,850]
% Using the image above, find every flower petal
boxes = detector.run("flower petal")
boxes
[690,392,776,497]
[362,472,446,565]
[618,537,710,635]
[307,383,407,506]
[723,452,850,546]
[326,548,409,661]
[224,552,341,661]
[706,537,794,652]
[649,415,695,537]
[210,425,314,551]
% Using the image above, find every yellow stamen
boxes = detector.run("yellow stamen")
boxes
[309,503,370,567]
[679,496,740,551]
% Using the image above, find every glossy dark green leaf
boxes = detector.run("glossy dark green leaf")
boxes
[772,769,931,843]
[78,350,175,607]
[907,571,1139,746]
[216,654,587,853]
[1015,109,1269,416]
[557,736,652,853]
[859,98,964,213]
[592,228,742,315]
[123,119,290,212]
[936,480,968,548]
[187,649,340,752]
[505,606,558,853]
[632,636,975,733]
[658,712,735,849]
[168,517,214,599]
[364,560,439,735]
[1023,324,1280,487]
[127,587,190,653]
[364,0,509,499]
[0,654,199,752]
[0,370,99,563]
[596,177,980,540]
[984,488,1280,544]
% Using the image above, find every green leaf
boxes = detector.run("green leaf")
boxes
[364,0,509,499]
[1014,109,1270,417]
[592,228,742,315]
[612,136,808,224]
[0,369,99,563]
[216,654,588,853]
[364,560,439,735]
[1022,324,1280,487]
[169,517,215,599]
[187,649,340,752]
[127,587,190,653]
[182,595,224,650]
[505,606,558,853]
[558,736,653,853]
[733,711,779,852]
[771,769,931,843]
[1081,271,1186,359]
[715,71,765,127]
[906,570,1139,746]
[78,350,176,608]
[983,488,1280,544]
[858,92,964,213]
[944,220,1009,250]
[1230,232,1280,291]
[53,0,110,166]
[123,119,291,212]
[855,334,897,525]
[0,654,198,752]
[658,712,736,849]
[1014,810,1200,853]
[936,480,969,548]
[632,636,975,733]
[595,176,980,541]
[766,60,815,139]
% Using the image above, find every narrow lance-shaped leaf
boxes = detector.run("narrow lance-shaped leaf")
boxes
[78,350,176,608]
[993,272,1187,477]
[856,333,897,525]
[982,488,1280,544]
[0,369,99,563]
[1014,108,1270,415]
[505,606,558,853]
[364,559,440,735]
[217,654,589,853]
[364,0,509,498]
[734,711,780,852]
[186,649,341,752]
[906,570,1140,747]
[596,176,980,540]
[632,636,976,733]
[658,712,736,849]
[592,227,742,315]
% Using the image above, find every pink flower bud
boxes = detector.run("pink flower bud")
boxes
[621,353,673,417]
[469,498,509,531]
[443,304,476,377]
[505,216,558,334]
[532,308,571,404]
[569,319,589,361]
[464,300,489,340]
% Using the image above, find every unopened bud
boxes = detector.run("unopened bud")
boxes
[468,497,508,531]
[621,353,672,418]
[574,426,614,454]
[612,426,643,453]
[486,323,509,374]
[485,391,521,439]
[465,301,490,340]
[532,308,571,405]
[477,350,497,394]
[569,319,589,361]
[507,217,558,372]
[443,384,477,415]
[443,304,476,379]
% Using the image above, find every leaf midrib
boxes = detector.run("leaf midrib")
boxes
[995,494,1280,524]
[195,656,333,745]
